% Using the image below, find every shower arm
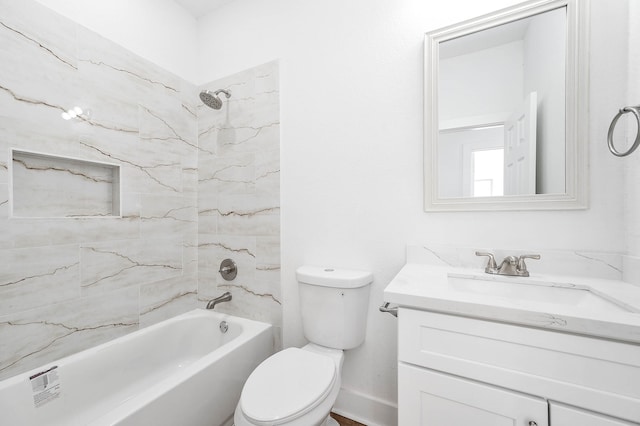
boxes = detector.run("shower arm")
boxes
[214,89,231,98]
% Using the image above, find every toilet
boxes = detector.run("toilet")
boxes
[234,265,373,426]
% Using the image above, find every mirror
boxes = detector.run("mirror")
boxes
[424,0,589,211]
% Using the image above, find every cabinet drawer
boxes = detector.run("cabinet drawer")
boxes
[399,363,548,426]
[550,402,639,425]
[398,308,640,422]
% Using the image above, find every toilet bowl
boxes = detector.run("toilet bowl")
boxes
[234,344,343,426]
[233,266,373,426]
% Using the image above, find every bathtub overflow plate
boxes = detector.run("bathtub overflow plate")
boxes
[219,321,228,333]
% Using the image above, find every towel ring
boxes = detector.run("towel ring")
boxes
[607,106,640,157]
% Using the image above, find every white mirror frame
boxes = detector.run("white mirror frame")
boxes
[424,0,589,211]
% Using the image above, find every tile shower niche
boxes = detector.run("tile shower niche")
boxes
[11,150,121,218]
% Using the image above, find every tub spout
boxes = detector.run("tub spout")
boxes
[206,292,232,310]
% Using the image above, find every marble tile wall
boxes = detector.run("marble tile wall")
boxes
[406,245,624,280]
[197,62,282,346]
[12,150,120,217]
[0,0,199,380]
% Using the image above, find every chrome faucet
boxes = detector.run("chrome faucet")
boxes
[476,252,540,277]
[206,292,232,309]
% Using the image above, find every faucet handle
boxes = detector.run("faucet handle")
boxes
[516,254,541,276]
[475,251,498,273]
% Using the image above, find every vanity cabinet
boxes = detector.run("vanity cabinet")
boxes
[399,363,548,425]
[397,308,640,425]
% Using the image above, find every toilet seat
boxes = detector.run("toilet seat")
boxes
[240,348,337,426]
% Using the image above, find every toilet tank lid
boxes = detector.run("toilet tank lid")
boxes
[296,266,373,288]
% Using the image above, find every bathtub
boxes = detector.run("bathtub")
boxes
[0,309,273,426]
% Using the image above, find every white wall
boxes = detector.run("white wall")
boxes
[198,0,627,423]
[34,0,199,83]
[625,1,640,258]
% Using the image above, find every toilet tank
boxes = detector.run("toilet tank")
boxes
[296,266,373,350]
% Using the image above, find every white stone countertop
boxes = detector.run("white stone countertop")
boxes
[384,263,640,344]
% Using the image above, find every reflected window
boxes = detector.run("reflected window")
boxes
[472,148,504,197]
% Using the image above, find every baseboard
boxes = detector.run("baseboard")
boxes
[222,414,234,426]
[623,255,640,286]
[333,387,398,426]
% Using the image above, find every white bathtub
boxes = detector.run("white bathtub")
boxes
[0,309,273,426]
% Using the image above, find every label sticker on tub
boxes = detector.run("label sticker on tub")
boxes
[29,366,60,408]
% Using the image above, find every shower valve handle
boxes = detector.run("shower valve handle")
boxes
[218,259,237,281]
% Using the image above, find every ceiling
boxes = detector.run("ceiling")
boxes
[173,0,235,18]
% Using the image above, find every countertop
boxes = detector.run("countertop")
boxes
[384,263,640,344]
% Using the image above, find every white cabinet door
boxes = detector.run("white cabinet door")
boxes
[550,402,639,426]
[399,363,548,426]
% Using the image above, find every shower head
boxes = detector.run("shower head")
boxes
[199,89,231,110]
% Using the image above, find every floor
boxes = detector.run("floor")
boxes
[330,412,367,426]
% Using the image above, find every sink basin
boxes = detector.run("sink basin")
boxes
[448,274,632,314]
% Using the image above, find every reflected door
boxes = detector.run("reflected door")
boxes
[504,92,537,195]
